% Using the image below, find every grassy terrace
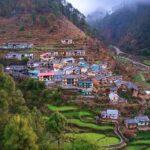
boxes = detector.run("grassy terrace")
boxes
[65,133,119,148]
[47,104,119,148]
[125,132,150,150]
[48,105,78,112]
[144,60,150,66]
[63,111,92,117]
[68,119,113,131]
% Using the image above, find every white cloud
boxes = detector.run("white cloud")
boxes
[67,0,150,15]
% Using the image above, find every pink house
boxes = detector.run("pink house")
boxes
[38,71,54,81]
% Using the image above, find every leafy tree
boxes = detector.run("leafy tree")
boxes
[4,115,38,150]
[40,15,49,26]
[0,68,27,114]
[30,107,52,150]
[19,24,25,31]
[47,111,67,146]
[31,11,37,24]
[19,78,46,108]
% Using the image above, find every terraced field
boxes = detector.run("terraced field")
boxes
[125,132,150,150]
[48,104,120,149]
[65,133,120,148]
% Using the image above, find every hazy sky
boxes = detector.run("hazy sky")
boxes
[67,0,150,15]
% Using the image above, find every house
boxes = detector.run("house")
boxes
[145,90,150,95]
[62,75,80,87]
[135,116,150,126]
[5,52,33,60]
[28,70,40,79]
[78,79,93,96]
[40,52,59,61]
[53,70,64,82]
[27,60,42,68]
[63,66,80,75]
[114,80,138,91]
[61,57,75,64]
[6,65,28,76]
[38,71,54,81]
[0,42,33,49]
[125,119,138,129]
[90,64,101,72]
[66,50,86,57]
[61,38,73,45]
[109,92,119,103]
[101,109,119,120]
[78,79,93,89]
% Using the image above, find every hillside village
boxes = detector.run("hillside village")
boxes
[1,38,150,149]
[0,0,150,149]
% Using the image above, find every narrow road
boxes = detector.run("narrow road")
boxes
[113,46,150,71]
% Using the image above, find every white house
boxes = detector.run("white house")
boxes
[61,39,73,45]
[101,109,119,120]
[61,57,75,64]
[135,116,150,126]
[5,52,33,60]
[145,90,150,95]
[109,92,119,103]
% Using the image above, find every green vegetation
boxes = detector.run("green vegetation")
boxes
[68,119,113,131]
[40,15,48,26]
[47,111,67,146]
[0,0,90,33]
[4,115,38,150]
[63,111,92,117]
[125,132,150,150]
[92,4,150,55]
[48,105,78,112]
[19,24,25,31]
[19,79,63,108]
[134,73,146,82]
[65,139,99,150]
[144,60,150,66]
[65,133,119,148]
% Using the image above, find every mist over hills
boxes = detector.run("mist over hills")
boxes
[87,3,150,56]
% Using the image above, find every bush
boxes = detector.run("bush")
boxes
[19,24,25,31]
[40,15,49,26]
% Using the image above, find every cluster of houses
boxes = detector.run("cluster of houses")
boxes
[0,42,33,50]
[97,109,150,130]
[5,52,33,60]
[5,49,104,96]
[40,49,86,61]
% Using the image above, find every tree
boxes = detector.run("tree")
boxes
[47,111,67,146]
[40,15,49,26]
[4,115,38,150]
[30,107,52,150]
[0,68,27,114]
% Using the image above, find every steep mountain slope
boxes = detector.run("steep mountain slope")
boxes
[90,4,150,56]
[0,14,86,46]
[0,0,113,63]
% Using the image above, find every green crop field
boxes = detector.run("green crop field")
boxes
[144,60,150,66]
[63,111,92,117]
[48,105,78,111]
[65,133,120,148]
[47,104,118,149]
[68,119,113,131]
[125,132,150,150]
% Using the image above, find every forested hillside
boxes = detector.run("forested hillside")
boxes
[90,3,150,56]
[0,0,89,33]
